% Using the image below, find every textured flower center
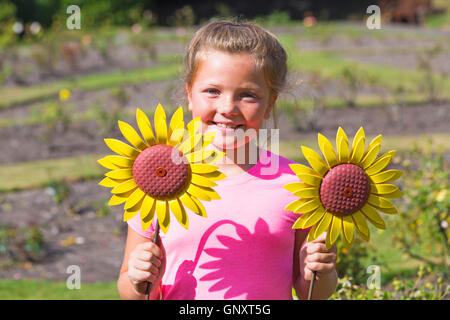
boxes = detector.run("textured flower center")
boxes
[132,144,190,199]
[319,164,370,216]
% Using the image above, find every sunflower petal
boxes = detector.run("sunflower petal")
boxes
[360,142,381,169]
[342,215,355,245]
[351,127,365,153]
[97,157,122,170]
[179,192,202,216]
[191,196,207,217]
[108,194,127,206]
[102,155,134,168]
[155,200,170,234]
[369,169,403,184]
[123,209,139,222]
[202,171,227,181]
[284,182,310,193]
[365,150,396,176]
[289,163,321,176]
[104,139,140,158]
[179,133,202,155]
[364,134,382,157]
[307,223,319,242]
[140,196,156,220]
[191,173,218,187]
[187,117,201,136]
[293,205,326,229]
[124,188,146,211]
[361,204,386,229]
[293,187,319,198]
[136,108,156,146]
[111,179,138,194]
[296,173,322,186]
[313,211,333,240]
[285,198,309,212]
[105,169,133,180]
[190,164,219,174]
[337,127,349,162]
[302,146,329,175]
[186,150,217,163]
[141,199,156,231]
[350,136,365,164]
[318,133,337,167]
[327,214,342,249]
[169,198,188,229]
[99,177,123,188]
[295,198,321,214]
[370,184,399,195]
[351,211,370,241]
[118,120,147,151]
[368,194,396,209]
[186,184,211,201]
[168,106,184,139]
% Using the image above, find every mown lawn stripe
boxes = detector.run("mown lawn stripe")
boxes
[1,133,448,194]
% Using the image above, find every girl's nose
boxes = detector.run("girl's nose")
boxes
[217,96,239,116]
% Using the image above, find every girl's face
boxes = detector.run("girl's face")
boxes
[186,50,277,150]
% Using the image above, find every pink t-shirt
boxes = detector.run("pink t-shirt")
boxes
[127,149,306,300]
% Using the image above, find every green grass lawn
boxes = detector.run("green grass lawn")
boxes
[0,279,119,300]
[1,133,448,194]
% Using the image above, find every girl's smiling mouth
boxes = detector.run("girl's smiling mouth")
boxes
[209,121,244,131]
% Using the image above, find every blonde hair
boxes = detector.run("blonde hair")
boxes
[184,19,287,95]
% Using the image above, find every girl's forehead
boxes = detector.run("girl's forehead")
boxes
[194,50,265,82]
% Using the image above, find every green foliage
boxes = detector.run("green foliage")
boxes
[167,5,196,27]
[330,266,449,300]
[391,140,449,269]
[254,11,293,26]
[46,179,71,205]
[0,224,45,265]
[335,237,380,285]
[0,0,17,48]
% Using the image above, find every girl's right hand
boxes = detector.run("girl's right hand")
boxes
[127,233,166,295]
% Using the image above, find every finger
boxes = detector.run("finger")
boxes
[306,261,335,274]
[306,242,327,255]
[311,232,327,243]
[306,252,337,264]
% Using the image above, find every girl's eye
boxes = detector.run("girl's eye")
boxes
[206,89,219,95]
[241,92,257,99]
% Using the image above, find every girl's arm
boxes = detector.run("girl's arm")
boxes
[117,226,165,300]
[292,229,338,300]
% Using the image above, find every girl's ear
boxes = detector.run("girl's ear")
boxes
[264,93,278,119]
[186,83,193,111]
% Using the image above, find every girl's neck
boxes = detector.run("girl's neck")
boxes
[212,142,261,178]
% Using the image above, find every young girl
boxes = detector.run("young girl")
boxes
[117,20,338,300]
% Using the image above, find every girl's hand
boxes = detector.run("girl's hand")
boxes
[127,233,166,295]
[300,232,337,281]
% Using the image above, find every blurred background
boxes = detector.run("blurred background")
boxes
[0,0,448,299]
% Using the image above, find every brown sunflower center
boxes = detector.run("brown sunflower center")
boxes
[132,144,190,199]
[319,163,370,216]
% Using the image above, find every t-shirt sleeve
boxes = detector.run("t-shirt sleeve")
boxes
[127,213,155,239]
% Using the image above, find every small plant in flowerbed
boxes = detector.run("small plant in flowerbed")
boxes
[330,265,449,300]
[416,44,445,103]
[0,223,46,268]
[391,140,449,271]
[92,87,129,134]
[338,65,370,108]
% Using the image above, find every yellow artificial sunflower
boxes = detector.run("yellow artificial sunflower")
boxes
[98,104,226,234]
[284,127,403,249]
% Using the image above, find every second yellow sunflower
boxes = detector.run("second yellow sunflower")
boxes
[284,127,403,249]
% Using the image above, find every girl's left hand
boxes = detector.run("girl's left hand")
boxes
[300,232,337,281]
